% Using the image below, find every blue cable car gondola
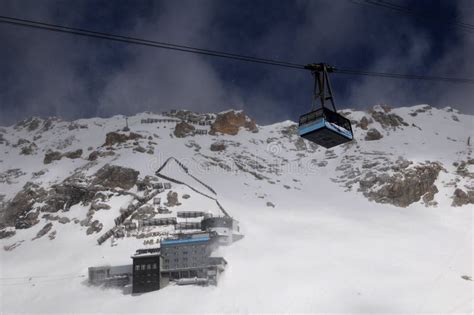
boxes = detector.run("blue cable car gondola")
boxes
[298,63,353,149]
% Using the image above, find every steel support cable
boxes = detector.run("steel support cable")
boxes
[0,15,305,70]
[1,14,473,84]
[350,0,474,33]
[334,68,474,83]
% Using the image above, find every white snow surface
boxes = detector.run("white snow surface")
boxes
[0,105,473,313]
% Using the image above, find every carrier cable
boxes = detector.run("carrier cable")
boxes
[1,14,474,84]
[349,0,474,33]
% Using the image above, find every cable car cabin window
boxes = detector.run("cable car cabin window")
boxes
[298,107,353,149]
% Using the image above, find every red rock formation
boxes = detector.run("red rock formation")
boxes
[210,110,257,135]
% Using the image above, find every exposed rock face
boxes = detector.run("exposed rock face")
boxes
[63,149,82,159]
[0,169,26,184]
[369,107,409,129]
[422,185,439,206]
[44,149,83,164]
[365,128,383,141]
[294,138,307,151]
[280,124,298,137]
[86,220,103,235]
[43,150,63,164]
[0,228,16,239]
[133,146,146,153]
[41,182,97,213]
[174,121,195,138]
[68,122,88,130]
[266,202,275,208]
[358,162,442,207]
[58,217,70,224]
[165,191,180,207]
[92,164,139,190]
[455,160,474,179]
[136,176,160,192]
[0,182,47,228]
[210,110,258,135]
[88,150,115,161]
[452,188,474,207]
[210,141,226,152]
[20,142,37,155]
[14,117,42,131]
[357,116,372,130]
[103,132,142,146]
[90,202,111,211]
[33,223,53,240]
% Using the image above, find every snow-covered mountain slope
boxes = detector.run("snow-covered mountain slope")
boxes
[0,105,472,313]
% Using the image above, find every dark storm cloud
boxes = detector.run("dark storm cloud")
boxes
[0,0,472,126]
[97,0,244,117]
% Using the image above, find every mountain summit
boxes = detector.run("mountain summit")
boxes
[0,105,472,313]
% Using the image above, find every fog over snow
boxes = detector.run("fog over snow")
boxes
[0,105,472,313]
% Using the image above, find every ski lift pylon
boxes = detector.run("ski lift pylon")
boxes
[298,63,353,148]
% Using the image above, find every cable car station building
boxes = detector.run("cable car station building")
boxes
[160,233,225,282]
[129,232,227,294]
[131,248,167,294]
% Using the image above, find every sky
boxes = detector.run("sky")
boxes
[0,0,473,126]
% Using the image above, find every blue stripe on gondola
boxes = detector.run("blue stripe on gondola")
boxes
[298,118,325,135]
[298,119,353,140]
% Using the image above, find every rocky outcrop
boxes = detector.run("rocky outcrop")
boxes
[356,116,372,130]
[43,149,82,164]
[43,150,63,164]
[210,110,257,135]
[454,160,474,179]
[90,201,111,211]
[87,150,115,161]
[0,228,16,239]
[63,149,82,159]
[422,185,439,206]
[103,132,142,146]
[365,128,383,141]
[358,162,442,207]
[0,169,26,184]
[369,106,408,129]
[86,220,103,235]
[92,164,139,190]
[136,176,159,192]
[133,145,146,153]
[0,182,47,228]
[33,223,53,240]
[165,191,180,207]
[174,121,195,138]
[210,141,226,152]
[58,217,70,224]
[452,188,474,207]
[1,164,142,229]
[41,181,97,213]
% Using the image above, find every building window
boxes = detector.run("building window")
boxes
[142,264,146,270]
[135,265,140,271]
[147,264,151,270]
[152,263,157,269]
